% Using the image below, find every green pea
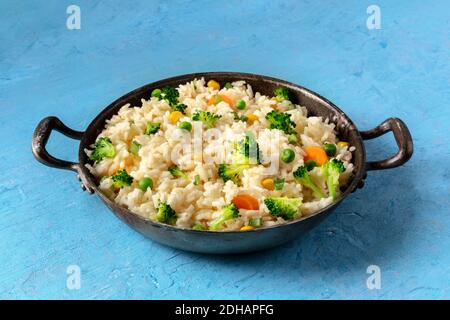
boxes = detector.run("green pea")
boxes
[324,143,337,157]
[288,134,298,144]
[305,160,317,171]
[281,148,295,163]
[151,88,161,98]
[179,121,192,132]
[236,99,246,110]
[224,82,233,89]
[138,177,153,191]
[214,95,222,104]
[192,224,205,230]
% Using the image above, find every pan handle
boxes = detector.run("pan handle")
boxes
[32,116,83,171]
[32,117,94,193]
[361,117,413,171]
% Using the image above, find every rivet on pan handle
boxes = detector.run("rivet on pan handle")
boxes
[361,118,413,171]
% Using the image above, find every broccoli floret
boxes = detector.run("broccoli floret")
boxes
[111,169,133,188]
[90,137,116,162]
[156,202,177,225]
[231,111,248,122]
[264,197,302,220]
[145,121,160,135]
[153,86,184,111]
[172,103,187,114]
[218,133,261,184]
[191,110,221,129]
[209,204,239,230]
[160,86,179,106]
[293,165,326,199]
[321,159,345,199]
[168,165,189,180]
[218,163,251,184]
[238,131,261,164]
[273,87,290,101]
[265,110,296,135]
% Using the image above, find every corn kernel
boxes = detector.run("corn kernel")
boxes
[247,114,258,124]
[261,178,274,190]
[240,226,254,231]
[168,111,183,124]
[337,141,350,148]
[207,80,220,90]
[193,153,202,161]
[271,96,282,102]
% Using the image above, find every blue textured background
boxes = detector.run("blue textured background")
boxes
[1,0,449,299]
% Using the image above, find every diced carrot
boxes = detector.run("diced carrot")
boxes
[231,194,259,210]
[303,146,328,166]
[207,96,216,105]
[207,94,234,107]
[219,94,234,107]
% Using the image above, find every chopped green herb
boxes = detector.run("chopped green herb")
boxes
[249,217,262,227]
[274,178,285,191]
[232,111,248,122]
[168,165,190,180]
[130,140,141,155]
[192,224,205,230]
[288,134,298,144]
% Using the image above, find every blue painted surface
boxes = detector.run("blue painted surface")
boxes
[0,0,449,299]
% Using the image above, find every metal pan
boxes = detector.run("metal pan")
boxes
[32,72,413,254]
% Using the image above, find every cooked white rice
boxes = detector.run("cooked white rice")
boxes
[85,78,355,231]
